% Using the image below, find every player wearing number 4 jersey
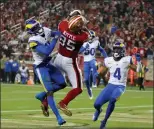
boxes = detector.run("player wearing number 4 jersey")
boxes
[53,15,89,116]
[92,42,142,129]
[79,30,107,99]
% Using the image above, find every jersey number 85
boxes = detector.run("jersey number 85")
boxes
[59,35,75,51]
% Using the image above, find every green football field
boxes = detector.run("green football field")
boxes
[1,84,153,129]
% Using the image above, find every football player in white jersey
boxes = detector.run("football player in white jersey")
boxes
[92,42,142,129]
[25,19,67,125]
[79,30,107,99]
[19,63,29,84]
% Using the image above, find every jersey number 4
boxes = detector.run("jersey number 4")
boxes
[114,68,121,80]
[59,35,75,51]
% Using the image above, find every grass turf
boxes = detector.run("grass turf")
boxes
[1,84,153,129]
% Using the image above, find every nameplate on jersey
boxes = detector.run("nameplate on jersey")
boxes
[29,42,38,48]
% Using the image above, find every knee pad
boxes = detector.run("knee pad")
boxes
[47,91,53,96]
[109,98,116,104]
[85,79,89,84]
[59,83,67,89]
[35,92,47,101]
[94,102,101,110]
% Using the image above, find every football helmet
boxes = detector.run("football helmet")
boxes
[89,30,96,38]
[113,42,126,61]
[25,19,44,35]
[68,15,85,33]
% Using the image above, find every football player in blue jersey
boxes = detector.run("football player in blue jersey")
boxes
[25,19,66,125]
[92,42,142,129]
[79,30,107,99]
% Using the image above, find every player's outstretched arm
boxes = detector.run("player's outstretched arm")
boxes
[29,37,59,56]
[98,46,108,58]
[50,31,61,37]
[79,43,89,53]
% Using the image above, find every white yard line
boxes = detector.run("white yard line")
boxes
[2,119,76,126]
[1,84,153,92]
[1,105,153,113]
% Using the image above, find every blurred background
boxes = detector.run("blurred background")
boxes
[0,0,154,87]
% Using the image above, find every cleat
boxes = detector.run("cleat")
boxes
[100,120,106,129]
[93,109,102,121]
[92,84,97,88]
[41,98,49,117]
[58,118,66,125]
[89,96,93,100]
[57,102,72,116]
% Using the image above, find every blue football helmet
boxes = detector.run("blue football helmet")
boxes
[113,42,126,61]
[25,19,44,35]
[89,30,96,39]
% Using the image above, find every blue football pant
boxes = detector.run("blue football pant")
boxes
[84,59,98,86]
[35,64,66,121]
[94,83,125,110]
[35,64,66,92]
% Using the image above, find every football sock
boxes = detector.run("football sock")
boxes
[62,88,82,105]
[35,92,46,101]
[104,98,116,122]
[85,80,92,97]
[47,95,61,119]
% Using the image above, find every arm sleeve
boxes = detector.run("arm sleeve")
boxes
[79,46,87,53]
[30,38,58,56]
[51,31,61,37]
[98,45,108,58]
[79,42,89,53]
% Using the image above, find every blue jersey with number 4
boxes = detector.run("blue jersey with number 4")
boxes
[104,56,132,86]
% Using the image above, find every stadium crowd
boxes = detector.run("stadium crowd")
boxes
[0,0,154,84]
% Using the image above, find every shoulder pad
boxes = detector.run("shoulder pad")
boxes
[43,27,51,33]
[29,42,37,48]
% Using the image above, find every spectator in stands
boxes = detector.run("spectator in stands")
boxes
[1,0,154,62]
[146,45,154,60]
[11,57,20,83]
[137,61,148,91]
[0,54,7,82]
[4,57,12,83]
[19,62,29,84]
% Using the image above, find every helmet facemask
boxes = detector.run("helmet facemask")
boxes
[113,47,125,61]
[31,23,44,36]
